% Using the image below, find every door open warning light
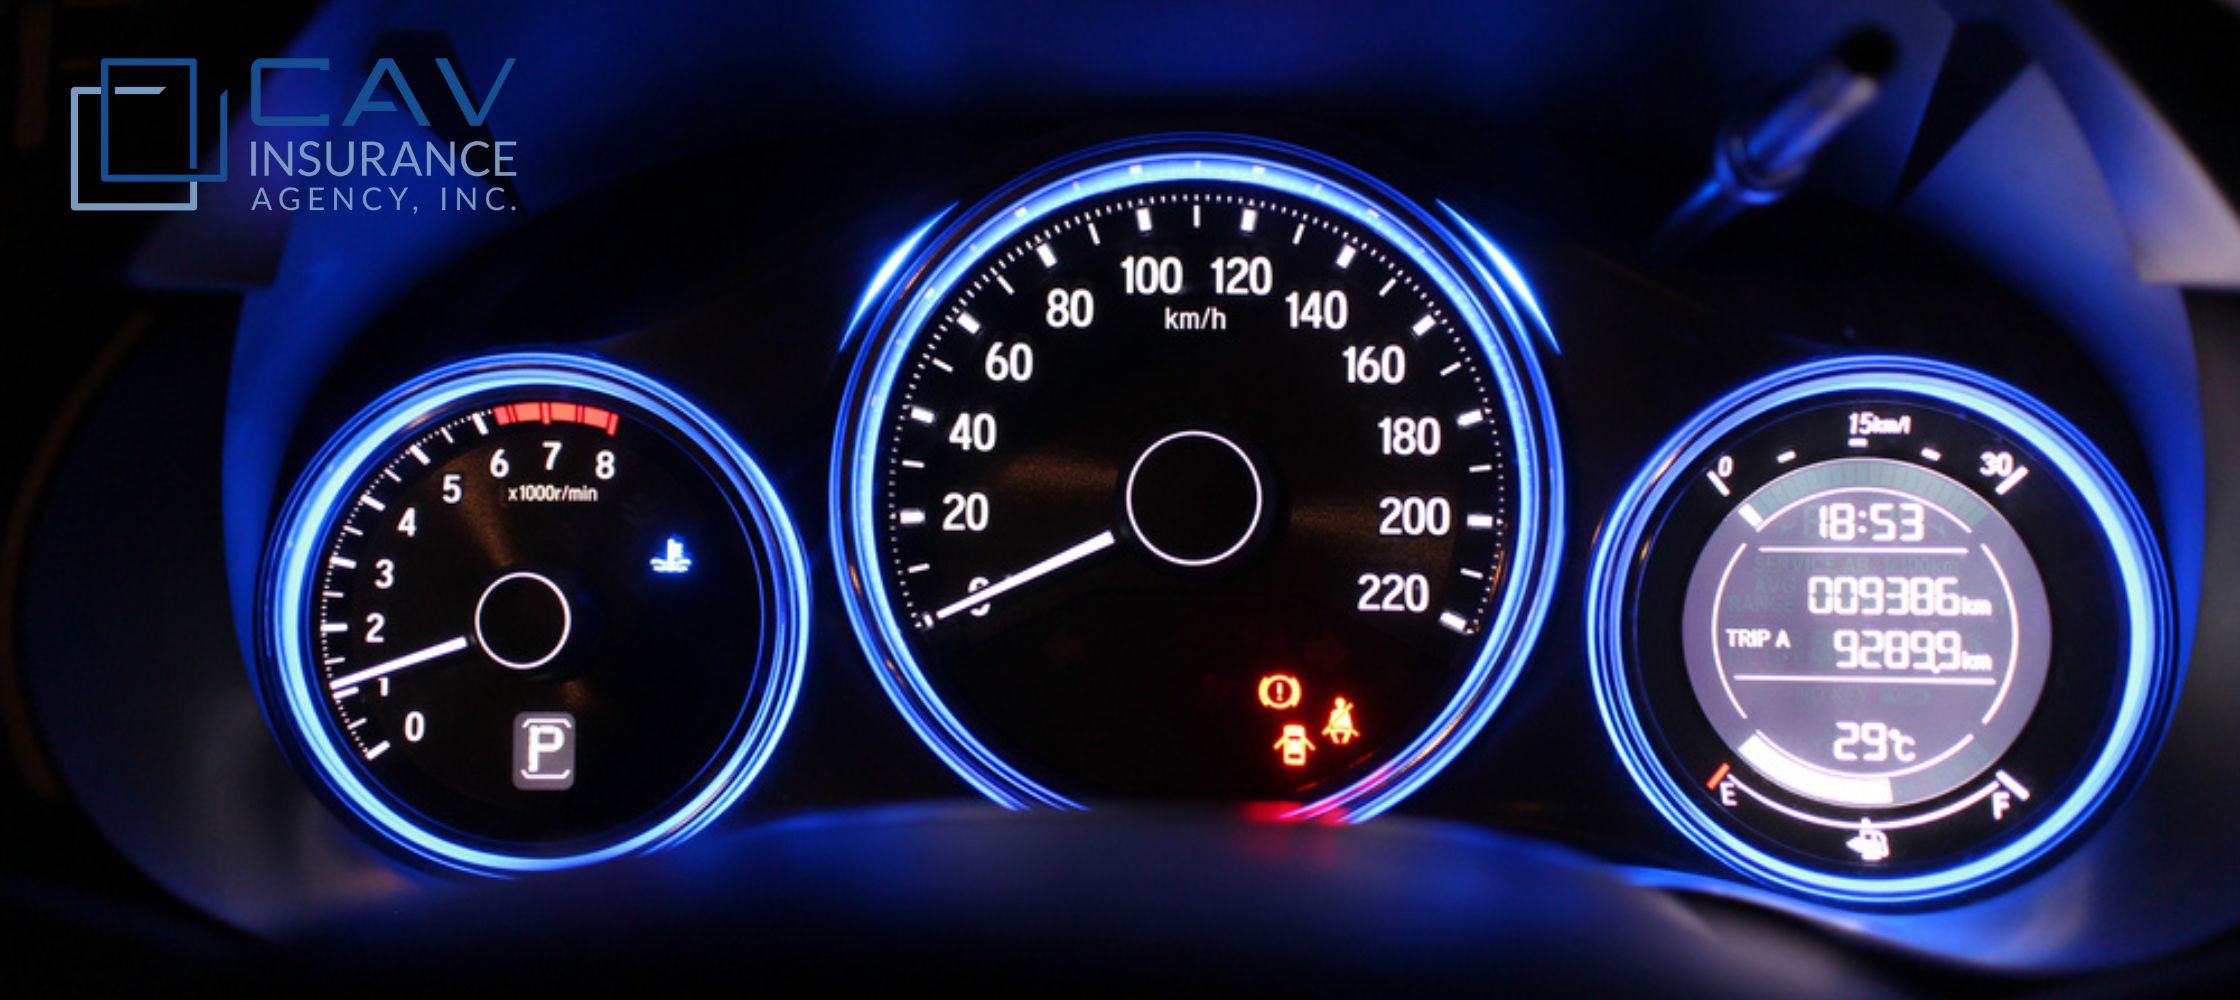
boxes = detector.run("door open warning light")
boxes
[1274,723,1315,767]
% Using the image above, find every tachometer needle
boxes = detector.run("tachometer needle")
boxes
[328,635,470,690]
[934,530,1117,622]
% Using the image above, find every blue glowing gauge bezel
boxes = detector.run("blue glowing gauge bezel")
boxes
[257,352,810,875]
[1586,355,2176,905]
[831,133,1565,819]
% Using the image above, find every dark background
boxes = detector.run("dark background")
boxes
[8,0,2240,991]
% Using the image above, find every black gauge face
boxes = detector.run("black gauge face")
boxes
[1681,457,2050,808]
[1591,359,2173,902]
[838,143,1561,812]
[264,357,805,870]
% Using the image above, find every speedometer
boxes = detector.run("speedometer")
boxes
[1589,356,2175,904]
[833,135,1562,816]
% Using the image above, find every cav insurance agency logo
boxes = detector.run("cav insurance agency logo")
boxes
[71,56,517,213]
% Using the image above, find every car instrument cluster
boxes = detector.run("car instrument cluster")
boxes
[237,132,2177,909]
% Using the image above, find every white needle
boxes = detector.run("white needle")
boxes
[328,635,470,690]
[934,530,1117,622]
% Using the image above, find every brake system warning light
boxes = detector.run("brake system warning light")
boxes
[1257,673,1302,710]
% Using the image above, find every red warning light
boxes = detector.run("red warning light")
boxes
[1257,673,1302,710]
[1274,723,1315,767]
[1322,697,1359,746]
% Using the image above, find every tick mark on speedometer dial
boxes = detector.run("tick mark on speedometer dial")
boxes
[838,142,1563,812]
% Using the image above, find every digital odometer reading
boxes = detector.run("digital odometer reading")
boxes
[262,357,806,871]
[1681,459,2049,808]
[837,142,1561,812]
[1589,358,2174,903]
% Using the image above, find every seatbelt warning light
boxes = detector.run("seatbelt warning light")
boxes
[1322,697,1359,746]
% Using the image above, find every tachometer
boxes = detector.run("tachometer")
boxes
[1589,356,2175,904]
[833,135,1562,816]
[258,353,807,873]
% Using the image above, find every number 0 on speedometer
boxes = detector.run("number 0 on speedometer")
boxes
[833,135,1563,816]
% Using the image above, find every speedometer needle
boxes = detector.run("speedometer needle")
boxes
[328,635,470,690]
[934,530,1117,622]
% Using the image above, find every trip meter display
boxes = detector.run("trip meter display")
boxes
[1590,356,2174,904]
[258,353,808,873]
[834,135,1562,816]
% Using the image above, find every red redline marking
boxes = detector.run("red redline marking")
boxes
[1706,763,1732,791]
[488,402,619,434]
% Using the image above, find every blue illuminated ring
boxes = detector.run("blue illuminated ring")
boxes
[832,133,1565,819]
[257,351,809,875]
[1586,355,2176,904]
